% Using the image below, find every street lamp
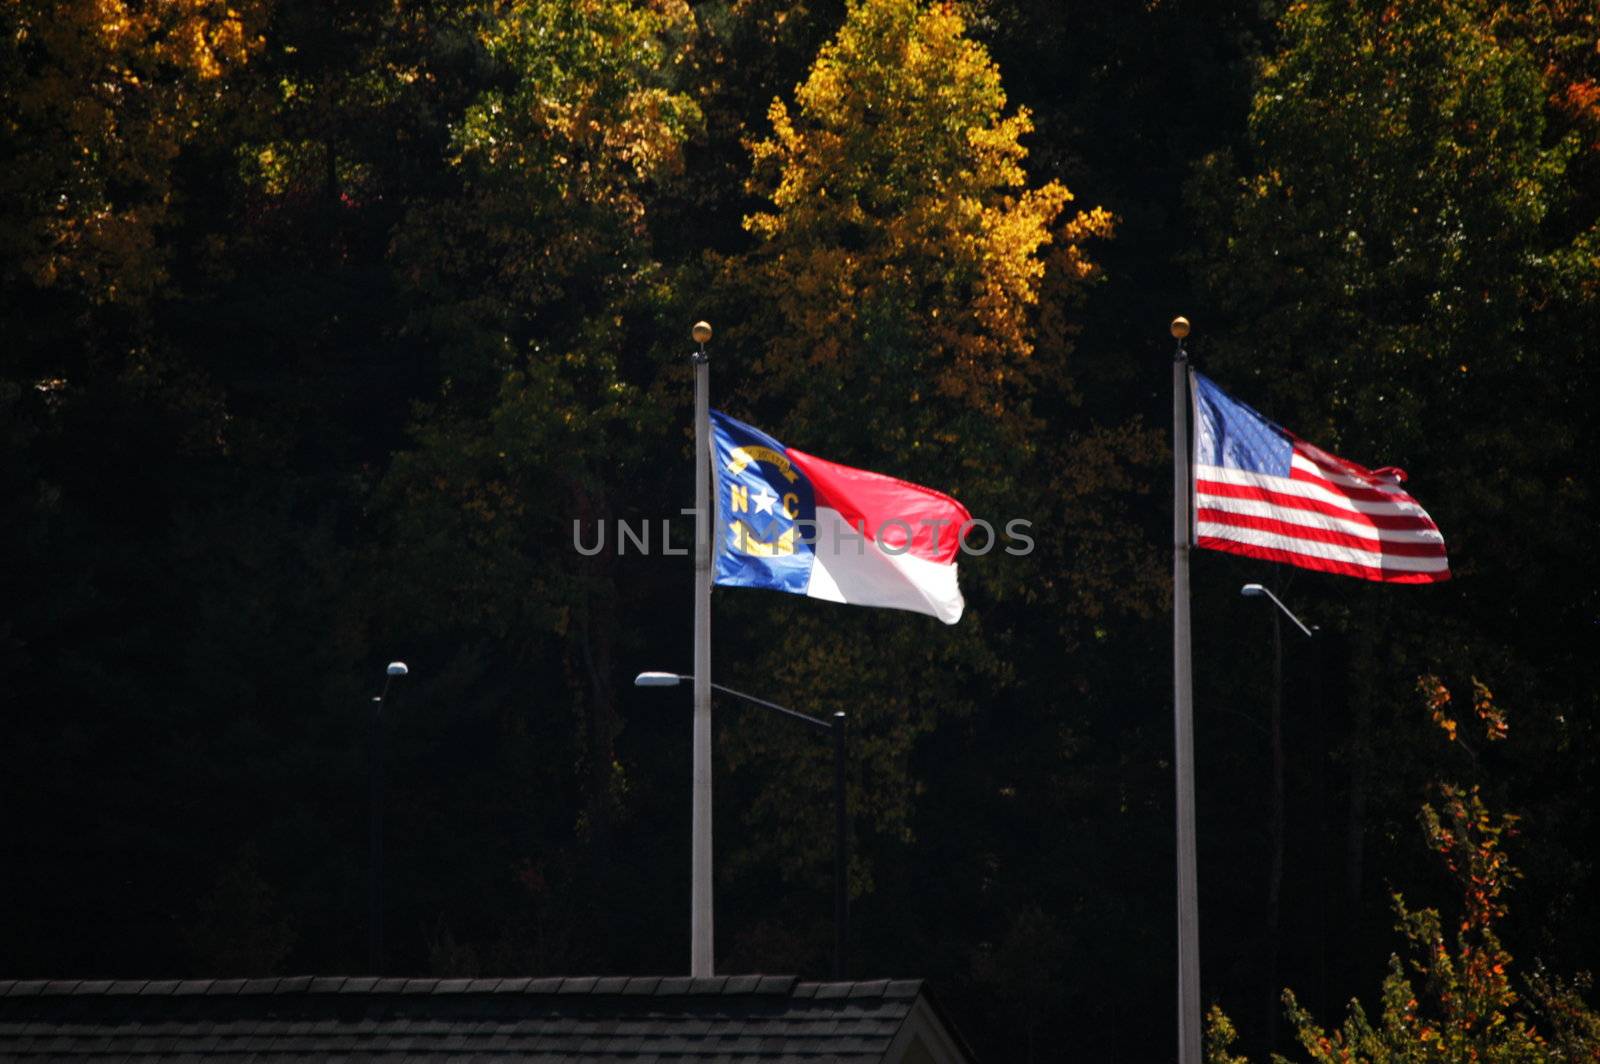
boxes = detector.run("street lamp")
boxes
[1239,584,1313,1052]
[1240,583,1313,637]
[370,661,409,974]
[636,671,850,979]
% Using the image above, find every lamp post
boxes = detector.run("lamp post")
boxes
[1239,584,1313,1051]
[636,671,850,979]
[369,661,409,974]
[1239,583,1313,638]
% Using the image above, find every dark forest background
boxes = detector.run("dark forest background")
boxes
[3,0,1598,1060]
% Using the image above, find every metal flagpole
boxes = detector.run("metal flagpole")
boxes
[691,320,714,977]
[1171,315,1201,1064]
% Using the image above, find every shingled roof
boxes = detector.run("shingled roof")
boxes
[0,975,975,1063]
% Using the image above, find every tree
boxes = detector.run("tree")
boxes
[1204,779,1600,1063]
[735,0,1103,484]
[374,0,702,948]
[0,0,266,313]
[1188,0,1596,565]
[706,0,1131,987]
[1187,0,1600,1020]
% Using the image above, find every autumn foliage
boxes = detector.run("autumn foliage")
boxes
[743,0,1088,415]
[2,0,266,303]
[1205,683,1600,1063]
[2,0,1599,1060]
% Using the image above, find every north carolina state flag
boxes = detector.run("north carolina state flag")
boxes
[711,411,970,623]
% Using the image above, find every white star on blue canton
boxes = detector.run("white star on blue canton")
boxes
[751,483,779,515]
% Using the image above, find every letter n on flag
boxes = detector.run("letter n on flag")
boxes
[1190,371,1450,583]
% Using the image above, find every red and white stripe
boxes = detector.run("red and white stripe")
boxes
[787,448,970,624]
[1194,440,1450,584]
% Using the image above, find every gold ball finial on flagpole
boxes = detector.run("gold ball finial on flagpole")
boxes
[692,321,713,345]
[1170,316,1191,340]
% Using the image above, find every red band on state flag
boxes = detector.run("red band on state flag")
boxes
[786,448,970,564]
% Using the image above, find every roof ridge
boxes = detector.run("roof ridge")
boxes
[0,974,816,998]
[794,978,921,1000]
[0,973,960,1062]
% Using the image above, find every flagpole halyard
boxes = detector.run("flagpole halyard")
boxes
[1171,315,1202,1064]
[691,320,714,977]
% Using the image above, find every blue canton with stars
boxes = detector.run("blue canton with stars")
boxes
[710,410,817,595]
[1192,370,1293,477]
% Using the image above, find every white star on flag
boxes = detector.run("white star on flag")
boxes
[752,484,779,515]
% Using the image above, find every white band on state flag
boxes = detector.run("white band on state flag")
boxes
[805,508,965,624]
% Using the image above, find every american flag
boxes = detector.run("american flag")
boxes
[1190,371,1450,584]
